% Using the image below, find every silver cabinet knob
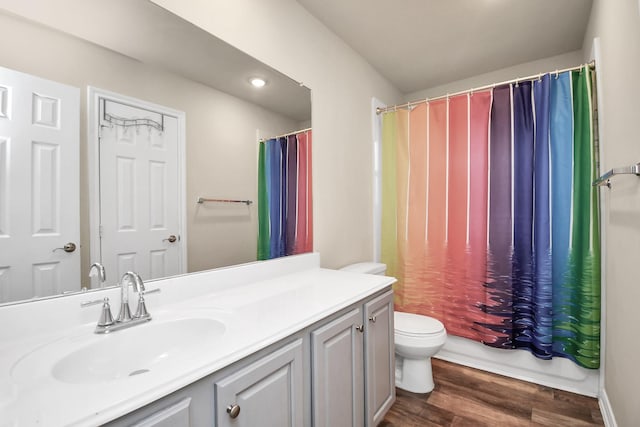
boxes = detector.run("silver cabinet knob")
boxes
[369,316,377,323]
[163,235,177,243]
[227,404,241,419]
[53,242,76,253]
[356,324,364,333]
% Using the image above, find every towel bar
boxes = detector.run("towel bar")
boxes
[196,197,253,205]
[592,162,640,188]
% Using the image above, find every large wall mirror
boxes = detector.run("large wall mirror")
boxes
[0,0,312,305]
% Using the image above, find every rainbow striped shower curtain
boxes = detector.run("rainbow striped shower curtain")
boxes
[381,66,601,369]
[258,130,313,260]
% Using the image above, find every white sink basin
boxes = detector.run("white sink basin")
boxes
[12,317,226,385]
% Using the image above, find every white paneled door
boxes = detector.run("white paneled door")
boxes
[97,95,183,282]
[0,66,80,302]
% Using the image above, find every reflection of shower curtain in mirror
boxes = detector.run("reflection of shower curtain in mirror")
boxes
[381,66,601,369]
[258,130,313,260]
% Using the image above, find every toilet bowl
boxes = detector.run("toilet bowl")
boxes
[339,262,447,393]
[394,311,446,393]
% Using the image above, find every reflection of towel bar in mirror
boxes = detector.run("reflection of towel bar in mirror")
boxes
[592,162,640,188]
[197,197,253,206]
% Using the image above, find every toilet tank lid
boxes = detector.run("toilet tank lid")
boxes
[339,262,387,275]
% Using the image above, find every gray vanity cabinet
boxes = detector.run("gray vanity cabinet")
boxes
[311,289,395,427]
[364,290,395,426]
[214,339,304,427]
[104,287,394,427]
[311,307,365,427]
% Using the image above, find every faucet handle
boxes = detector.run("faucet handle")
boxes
[97,298,115,327]
[134,288,160,319]
[81,297,114,328]
[135,294,150,320]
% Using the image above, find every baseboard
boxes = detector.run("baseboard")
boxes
[599,388,618,427]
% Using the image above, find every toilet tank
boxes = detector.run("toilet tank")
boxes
[339,262,387,275]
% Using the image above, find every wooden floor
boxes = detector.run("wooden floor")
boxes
[380,359,604,427]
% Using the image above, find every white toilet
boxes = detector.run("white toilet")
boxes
[340,262,447,393]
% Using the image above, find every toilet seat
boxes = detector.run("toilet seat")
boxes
[395,312,445,337]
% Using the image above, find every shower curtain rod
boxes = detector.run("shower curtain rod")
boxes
[376,61,596,115]
[259,127,312,142]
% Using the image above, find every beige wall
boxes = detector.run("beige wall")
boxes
[0,13,300,283]
[582,1,640,425]
[404,50,584,101]
[150,0,403,269]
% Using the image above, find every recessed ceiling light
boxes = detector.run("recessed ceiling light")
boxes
[250,78,266,88]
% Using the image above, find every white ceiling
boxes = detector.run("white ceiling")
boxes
[297,0,593,94]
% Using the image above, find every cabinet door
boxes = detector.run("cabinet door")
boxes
[311,307,364,427]
[215,339,304,427]
[364,290,395,426]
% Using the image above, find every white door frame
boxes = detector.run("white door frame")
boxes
[371,97,386,263]
[87,87,187,277]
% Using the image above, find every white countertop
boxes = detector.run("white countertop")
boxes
[0,254,394,426]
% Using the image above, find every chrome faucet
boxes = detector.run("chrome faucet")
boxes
[81,271,159,334]
[116,271,144,322]
[88,262,106,285]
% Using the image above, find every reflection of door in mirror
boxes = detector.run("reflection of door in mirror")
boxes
[90,89,186,284]
[0,67,80,303]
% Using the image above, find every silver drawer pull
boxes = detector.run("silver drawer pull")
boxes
[369,316,377,323]
[227,404,241,418]
[356,324,364,333]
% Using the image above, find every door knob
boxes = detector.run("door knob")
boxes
[163,235,178,243]
[227,404,241,418]
[53,242,76,253]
